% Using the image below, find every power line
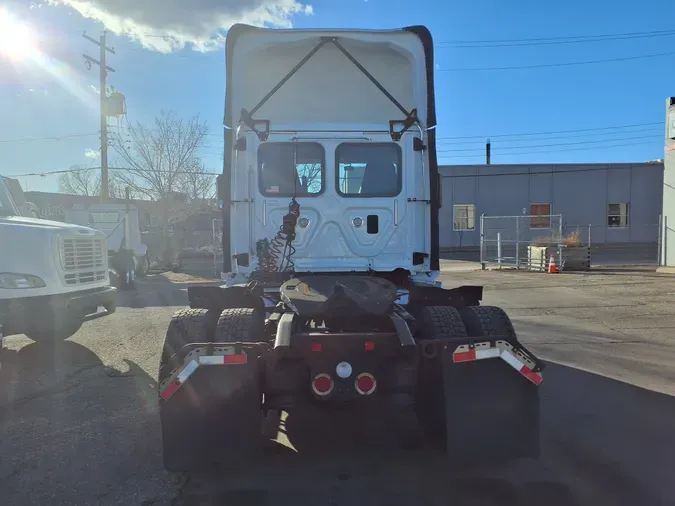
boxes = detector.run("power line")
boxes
[436,126,663,145]
[435,121,663,140]
[439,138,661,159]
[0,133,99,144]
[438,133,661,153]
[437,51,675,71]
[10,166,220,178]
[435,29,675,48]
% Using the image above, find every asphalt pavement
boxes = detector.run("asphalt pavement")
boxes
[1,269,674,505]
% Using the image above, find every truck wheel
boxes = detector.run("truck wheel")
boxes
[160,308,264,472]
[415,306,467,438]
[449,305,540,462]
[159,308,217,379]
[214,307,264,343]
[459,305,517,342]
[25,318,83,343]
[418,306,468,340]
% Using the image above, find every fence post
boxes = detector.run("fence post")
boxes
[515,217,520,268]
[497,232,502,267]
[480,213,485,270]
[657,214,662,266]
[588,224,591,248]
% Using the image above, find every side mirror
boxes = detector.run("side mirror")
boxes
[216,174,227,209]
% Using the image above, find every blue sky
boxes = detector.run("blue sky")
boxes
[1,0,674,193]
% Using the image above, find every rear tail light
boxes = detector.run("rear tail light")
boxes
[311,373,334,396]
[354,372,376,395]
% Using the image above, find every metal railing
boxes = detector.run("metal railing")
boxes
[480,214,563,269]
[479,215,661,269]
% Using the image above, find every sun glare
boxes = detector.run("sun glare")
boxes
[0,9,39,61]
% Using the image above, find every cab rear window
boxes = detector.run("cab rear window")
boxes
[258,142,325,197]
[336,143,402,197]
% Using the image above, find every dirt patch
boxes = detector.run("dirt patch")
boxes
[143,272,217,284]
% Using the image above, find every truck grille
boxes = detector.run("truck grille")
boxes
[59,235,107,285]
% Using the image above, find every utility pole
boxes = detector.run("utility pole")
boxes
[485,138,491,165]
[83,30,115,203]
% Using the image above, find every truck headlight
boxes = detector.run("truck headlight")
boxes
[0,273,46,289]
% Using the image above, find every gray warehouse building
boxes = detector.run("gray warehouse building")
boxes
[438,162,664,265]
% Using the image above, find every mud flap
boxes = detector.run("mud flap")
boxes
[441,343,541,463]
[159,343,264,472]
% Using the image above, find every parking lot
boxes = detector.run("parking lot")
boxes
[1,265,675,505]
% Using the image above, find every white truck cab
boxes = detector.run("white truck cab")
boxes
[220,26,440,285]
[66,203,149,289]
[0,176,116,342]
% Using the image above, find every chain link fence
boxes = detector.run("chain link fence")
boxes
[479,214,661,269]
[561,222,661,266]
[480,214,563,269]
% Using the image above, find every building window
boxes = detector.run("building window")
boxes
[453,204,475,231]
[336,143,402,197]
[607,203,630,227]
[258,142,324,197]
[529,203,551,228]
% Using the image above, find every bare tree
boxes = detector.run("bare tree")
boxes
[59,166,98,196]
[111,110,210,202]
[299,163,322,193]
[110,110,214,265]
[177,159,216,202]
[59,166,130,200]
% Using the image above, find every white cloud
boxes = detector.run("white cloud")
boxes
[89,84,100,94]
[85,148,100,159]
[46,0,313,53]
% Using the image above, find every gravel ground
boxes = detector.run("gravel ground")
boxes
[1,268,675,505]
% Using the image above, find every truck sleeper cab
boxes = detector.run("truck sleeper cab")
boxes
[157,24,542,473]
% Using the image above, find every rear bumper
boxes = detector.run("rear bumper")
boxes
[0,286,117,335]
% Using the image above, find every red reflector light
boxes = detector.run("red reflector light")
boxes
[364,341,375,351]
[311,343,322,352]
[223,354,247,364]
[312,373,334,396]
[355,373,376,395]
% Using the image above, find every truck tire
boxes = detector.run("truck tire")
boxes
[449,305,540,462]
[159,308,217,380]
[415,306,467,438]
[214,307,264,343]
[160,308,263,472]
[25,320,83,343]
[418,306,468,340]
[24,306,84,343]
[459,305,517,342]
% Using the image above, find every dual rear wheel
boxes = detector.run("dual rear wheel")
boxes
[416,305,540,463]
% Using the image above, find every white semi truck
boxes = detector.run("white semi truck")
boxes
[0,176,117,342]
[157,24,543,472]
[65,203,148,289]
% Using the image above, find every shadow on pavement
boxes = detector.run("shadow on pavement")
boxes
[113,275,221,309]
[180,361,675,506]
[0,340,174,506]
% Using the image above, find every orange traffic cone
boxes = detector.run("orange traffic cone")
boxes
[548,253,558,273]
